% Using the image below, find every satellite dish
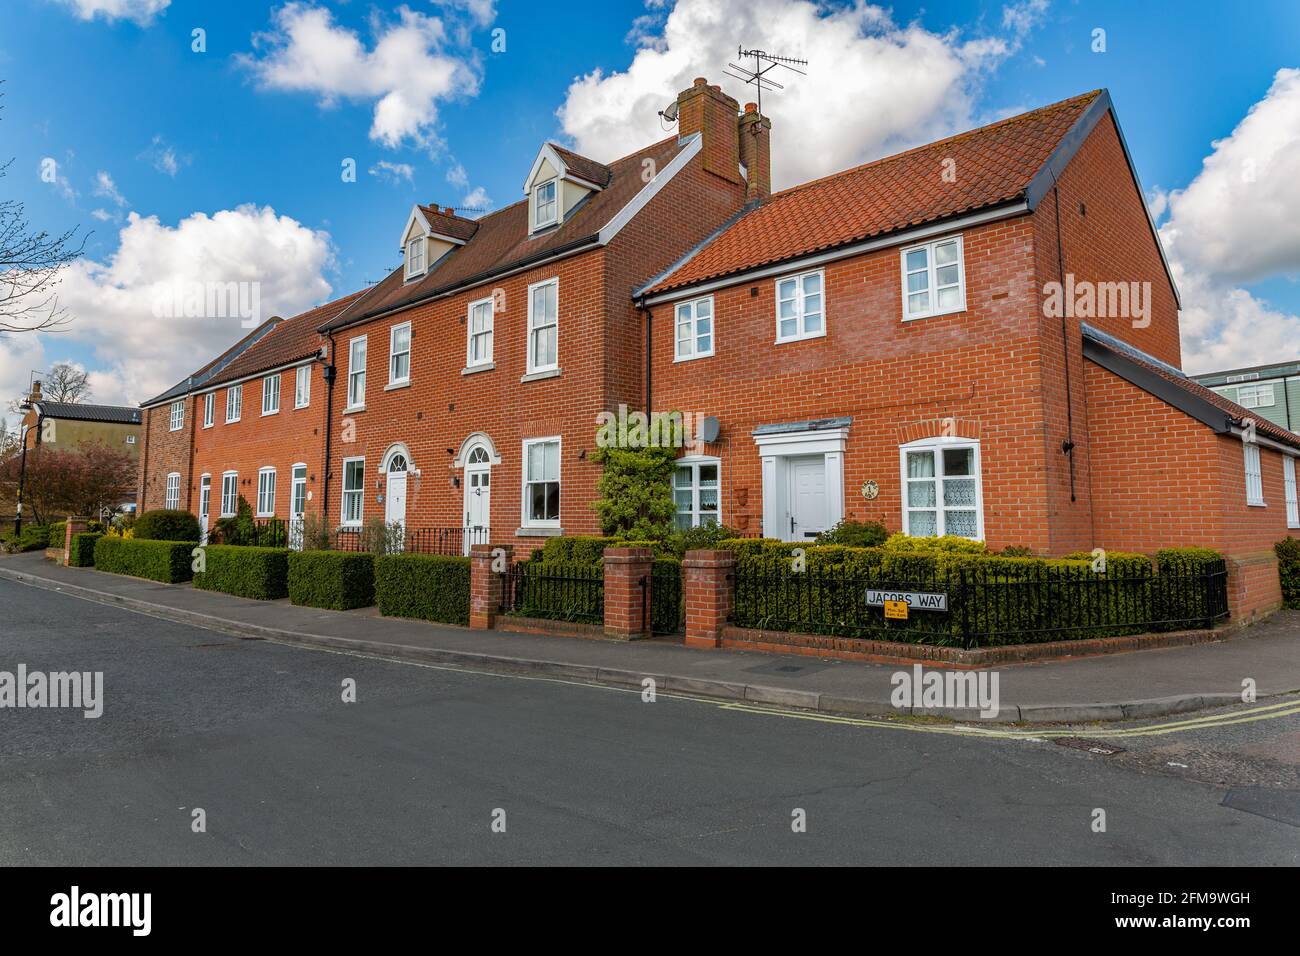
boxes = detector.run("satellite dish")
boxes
[698,416,720,443]
[659,100,679,124]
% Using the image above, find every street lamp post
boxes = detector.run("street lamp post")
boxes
[14,401,39,538]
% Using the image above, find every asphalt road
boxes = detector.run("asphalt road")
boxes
[1,577,1298,865]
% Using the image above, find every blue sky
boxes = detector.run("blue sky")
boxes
[3,0,1299,405]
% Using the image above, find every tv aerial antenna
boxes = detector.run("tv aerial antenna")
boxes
[725,46,807,116]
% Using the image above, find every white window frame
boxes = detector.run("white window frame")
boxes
[256,467,277,517]
[203,392,214,428]
[225,384,242,423]
[262,373,281,416]
[521,436,561,529]
[341,457,365,527]
[294,365,310,409]
[1244,441,1265,506]
[673,456,722,529]
[346,336,367,410]
[388,322,411,387]
[774,269,826,344]
[168,400,184,432]
[1236,383,1276,408]
[526,277,559,375]
[164,472,181,510]
[220,471,238,518]
[899,435,985,540]
[466,295,494,369]
[533,178,558,230]
[1285,456,1299,529]
[406,237,425,279]
[674,296,715,361]
[901,235,966,321]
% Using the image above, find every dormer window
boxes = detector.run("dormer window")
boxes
[533,179,558,230]
[405,237,425,279]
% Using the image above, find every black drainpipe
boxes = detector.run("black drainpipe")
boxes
[638,299,652,412]
[321,334,337,519]
[1052,180,1077,503]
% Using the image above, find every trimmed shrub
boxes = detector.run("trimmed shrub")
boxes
[883,532,987,554]
[1276,537,1300,610]
[16,524,51,552]
[815,519,888,548]
[539,535,621,564]
[287,550,375,610]
[1155,546,1223,574]
[659,523,743,558]
[67,532,102,567]
[93,536,194,583]
[194,545,289,600]
[134,509,202,542]
[375,553,470,625]
[48,521,66,548]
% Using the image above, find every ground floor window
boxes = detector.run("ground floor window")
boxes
[256,467,276,516]
[342,458,364,526]
[165,472,180,510]
[1285,456,1298,528]
[221,472,238,517]
[901,437,983,539]
[673,457,720,529]
[523,437,560,526]
[1244,442,1265,506]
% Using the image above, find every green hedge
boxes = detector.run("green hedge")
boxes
[134,509,202,542]
[375,553,470,625]
[724,539,1226,646]
[287,550,375,610]
[4,524,51,552]
[67,532,102,567]
[93,536,195,583]
[536,535,659,564]
[193,545,289,600]
[48,521,66,548]
[1277,537,1300,610]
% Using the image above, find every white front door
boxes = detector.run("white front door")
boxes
[385,471,407,529]
[198,476,211,545]
[787,454,828,541]
[464,466,490,554]
[289,465,307,549]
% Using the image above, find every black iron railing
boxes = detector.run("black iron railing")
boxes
[730,559,1229,648]
[503,561,604,624]
[651,560,684,634]
[332,525,490,556]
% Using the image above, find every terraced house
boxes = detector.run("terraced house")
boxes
[139,80,1300,619]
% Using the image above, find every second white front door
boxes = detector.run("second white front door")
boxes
[385,470,407,528]
[787,454,828,541]
[198,476,211,545]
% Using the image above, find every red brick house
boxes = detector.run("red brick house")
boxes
[138,80,1300,619]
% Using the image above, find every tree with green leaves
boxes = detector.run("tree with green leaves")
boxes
[590,417,678,540]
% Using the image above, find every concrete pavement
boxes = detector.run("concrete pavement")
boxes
[2,551,1298,723]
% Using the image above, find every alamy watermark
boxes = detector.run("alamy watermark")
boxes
[0,665,103,718]
[150,279,262,328]
[595,404,711,451]
[890,664,999,718]
[1043,272,1151,329]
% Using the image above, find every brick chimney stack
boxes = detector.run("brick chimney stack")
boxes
[737,101,772,201]
[676,78,743,187]
[27,379,43,405]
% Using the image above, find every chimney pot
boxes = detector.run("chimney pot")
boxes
[693,77,707,87]
[745,102,758,114]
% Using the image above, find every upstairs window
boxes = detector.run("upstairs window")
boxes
[467,296,494,368]
[406,237,425,279]
[225,384,242,423]
[902,236,965,320]
[527,278,559,374]
[1244,441,1265,506]
[1237,383,1276,408]
[533,179,558,230]
[675,297,714,361]
[295,365,310,408]
[389,323,411,386]
[169,400,184,432]
[203,392,214,428]
[262,373,280,415]
[775,270,824,343]
[901,437,983,539]
[347,336,367,409]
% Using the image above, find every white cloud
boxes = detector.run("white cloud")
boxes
[138,135,185,177]
[1160,69,1300,373]
[240,3,481,150]
[7,206,334,406]
[430,0,496,29]
[94,171,127,207]
[459,186,491,213]
[445,162,469,189]
[52,0,169,24]
[369,160,415,185]
[557,0,1032,189]
[91,208,113,221]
